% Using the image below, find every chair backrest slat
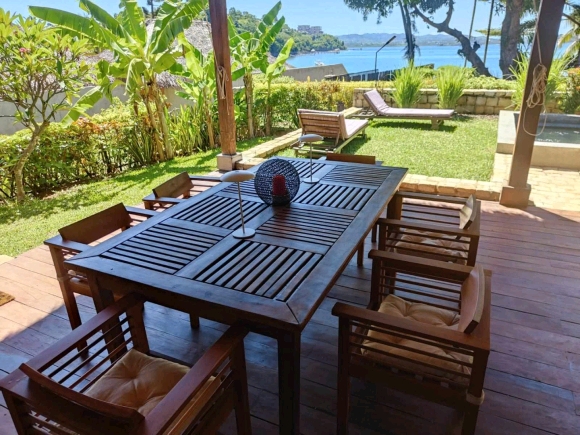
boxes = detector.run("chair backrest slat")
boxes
[458,265,486,334]
[326,153,376,165]
[153,172,192,199]
[298,109,344,139]
[58,203,131,244]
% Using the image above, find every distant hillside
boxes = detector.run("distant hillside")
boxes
[337,33,500,47]
[228,8,345,55]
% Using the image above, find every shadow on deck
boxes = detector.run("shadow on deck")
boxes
[0,201,579,434]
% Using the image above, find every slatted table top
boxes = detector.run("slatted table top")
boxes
[66,158,407,331]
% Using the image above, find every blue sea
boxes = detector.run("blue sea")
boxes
[288,44,503,77]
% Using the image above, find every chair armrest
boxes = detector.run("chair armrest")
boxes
[368,250,472,281]
[378,218,479,236]
[142,196,183,206]
[125,206,158,218]
[395,191,468,205]
[332,302,488,351]
[189,175,221,183]
[24,294,146,371]
[140,324,249,434]
[44,234,90,254]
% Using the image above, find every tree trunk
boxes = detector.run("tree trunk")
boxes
[265,80,272,136]
[14,122,48,203]
[143,96,164,161]
[243,73,254,138]
[153,89,172,160]
[412,3,492,76]
[500,0,524,78]
[398,1,416,62]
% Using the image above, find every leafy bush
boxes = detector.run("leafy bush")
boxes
[436,66,470,109]
[392,64,426,108]
[561,68,580,114]
[511,55,569,109]
[0,101,139,198]
[252,81,358,131]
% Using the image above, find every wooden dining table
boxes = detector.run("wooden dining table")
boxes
[65,157,407,435]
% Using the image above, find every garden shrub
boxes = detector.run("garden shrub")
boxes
[561,68,580,114]
[436,66,470,109]
[0,101,140,198]
[392,64,427,108]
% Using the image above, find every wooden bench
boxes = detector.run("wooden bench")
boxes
[294,109,368,156]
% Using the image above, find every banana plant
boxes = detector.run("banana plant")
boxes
[261,38,293,136]
[30,0,207,162]
[175,35,218,148]
[229,1,286,138]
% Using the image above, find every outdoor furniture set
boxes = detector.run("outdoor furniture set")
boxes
[1,155,489,435]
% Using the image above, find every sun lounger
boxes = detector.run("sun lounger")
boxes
[294,109,369,155]
[363,89,454,130]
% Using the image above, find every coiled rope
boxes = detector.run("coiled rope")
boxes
[522,0,548,136]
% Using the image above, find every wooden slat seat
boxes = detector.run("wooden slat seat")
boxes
[143,172,221,210]
[0,294,252,435]
[294,109,369,156]
[333,251,490,435]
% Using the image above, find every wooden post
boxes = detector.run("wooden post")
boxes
[500,0,565,208]
[209,0,239,170]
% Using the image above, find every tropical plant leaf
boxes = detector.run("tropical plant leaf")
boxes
[28,7,103,44]
[256,1,281,37]
[265,38,293,76]
[79,0,124,37]
[61,87,104,125]
[118,0,147,43]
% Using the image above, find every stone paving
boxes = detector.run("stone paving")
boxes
[493,153,580,211]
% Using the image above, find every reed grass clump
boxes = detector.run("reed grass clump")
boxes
[392,63,426,108]
[436,66,470,109]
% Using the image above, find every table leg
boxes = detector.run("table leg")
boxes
[87,273,126,362]
[278,330,301,435]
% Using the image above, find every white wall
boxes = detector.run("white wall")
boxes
[0,87,127,136]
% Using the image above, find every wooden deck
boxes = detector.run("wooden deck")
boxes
[0,201,579,434]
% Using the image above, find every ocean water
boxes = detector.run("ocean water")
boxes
[288,45,503,77]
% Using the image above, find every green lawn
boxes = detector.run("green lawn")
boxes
[277,115,498,181]
[0,137,270,257]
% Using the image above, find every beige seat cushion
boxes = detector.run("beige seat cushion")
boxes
[343,118,368,138]
[362,294,472,384]
[85,349,217,432]
[394,230,468,263]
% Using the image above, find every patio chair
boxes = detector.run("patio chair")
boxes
[333,251,491,435]
[44,203,202,337]
[294,109,368,155]
[0,293,252,435]
[143,171,221,210]
[378,193,481,266]
[363,89,454,130]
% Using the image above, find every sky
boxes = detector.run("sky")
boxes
[2,0,507,37]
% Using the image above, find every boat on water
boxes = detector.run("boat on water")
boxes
[315,60,325,66]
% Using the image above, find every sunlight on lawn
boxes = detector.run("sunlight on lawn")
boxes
[277,115,497,181]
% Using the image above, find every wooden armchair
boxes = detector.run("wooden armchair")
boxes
[44,203,160,339]
[0,293,252,435]
[378,192,481,266]
[333,251,491,435]
[143,172,221,210]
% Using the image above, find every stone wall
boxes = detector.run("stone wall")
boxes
[353,88,561,115]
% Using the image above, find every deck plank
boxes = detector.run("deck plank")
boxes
[0,202,579,434]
